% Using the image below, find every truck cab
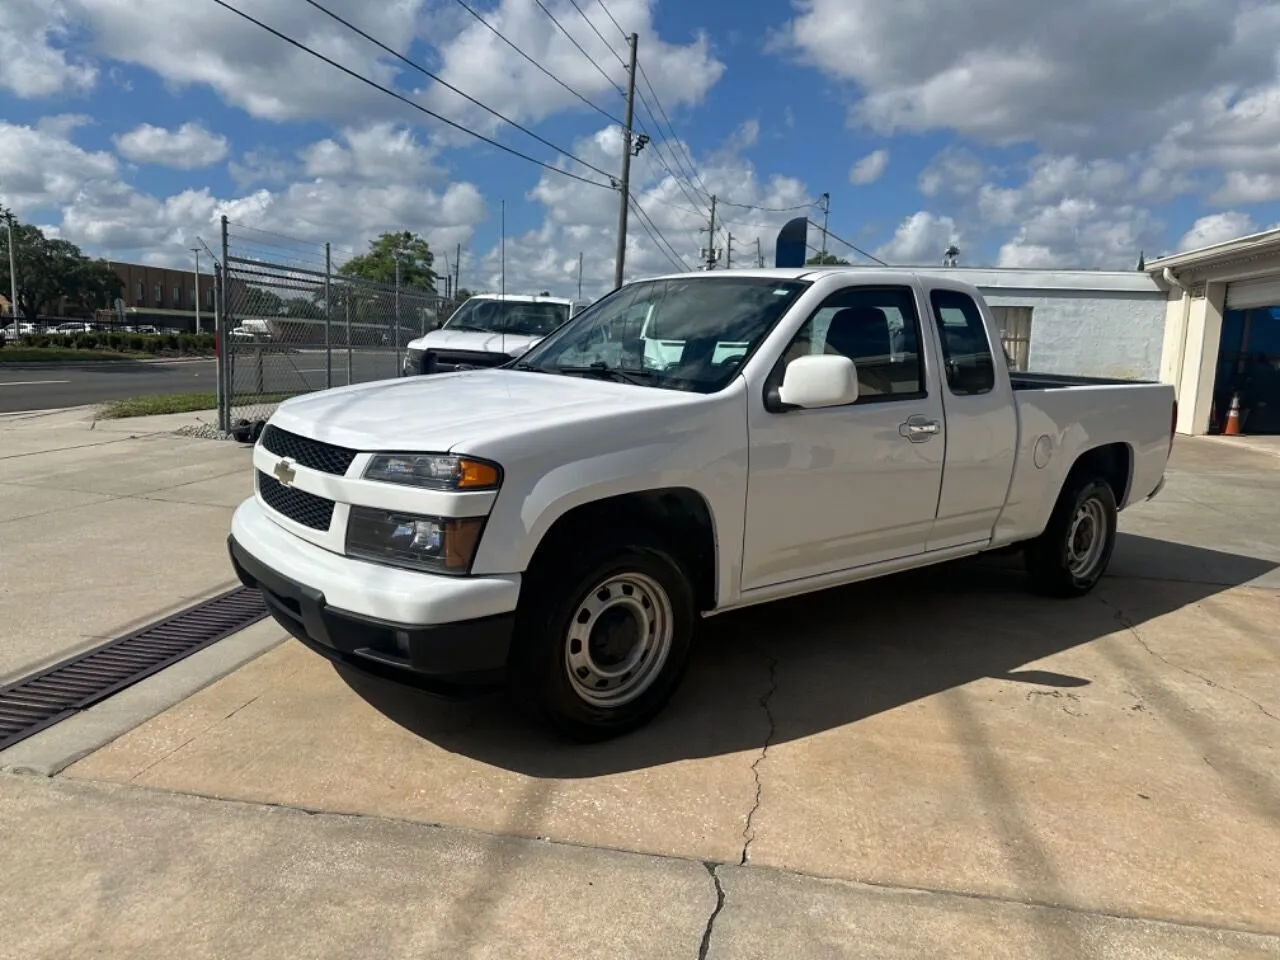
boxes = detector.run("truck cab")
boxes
[230,268,1175,742]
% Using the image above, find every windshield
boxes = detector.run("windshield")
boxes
[516,276,810,393]
[443,298,571,337]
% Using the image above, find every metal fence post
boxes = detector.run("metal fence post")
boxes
[345,290,353,384]
[324,242,332,389]
[219,216,232,432]
[214,261,226,432]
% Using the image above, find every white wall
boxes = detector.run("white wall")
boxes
[980,289,1168,379]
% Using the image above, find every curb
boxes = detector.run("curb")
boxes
[0,620,285,777]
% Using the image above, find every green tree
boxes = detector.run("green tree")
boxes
[0,211,124,320]
[243,286,285,316]
[339,231,436,291]
[806,252,851,266]
[454,287,475,301]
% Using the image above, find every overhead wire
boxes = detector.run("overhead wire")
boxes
[808,220,888,266]
[628,195,690,271]
[207,0,616,189]
[299,0,617,182]
[530,0,627,98]
[451,0,625,126]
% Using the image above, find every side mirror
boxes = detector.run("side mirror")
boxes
[776,354,860,409]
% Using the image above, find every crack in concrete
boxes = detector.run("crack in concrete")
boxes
[697,862,726,960]
[739,651,778,866]
[1099,596,1280,724]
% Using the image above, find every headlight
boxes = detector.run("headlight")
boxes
[363,454,500,490]
[346,507,485,574]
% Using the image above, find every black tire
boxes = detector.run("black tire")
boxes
[508,533,698,742]
[1025,476,1118,598]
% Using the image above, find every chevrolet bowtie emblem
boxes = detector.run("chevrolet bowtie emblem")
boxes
[273,459,296,486]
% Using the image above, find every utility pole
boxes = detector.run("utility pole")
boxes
[756,237,764,268]
[190,247,201,334]
[454,242,461,298]
[4,211,17,323]
[726,234,733,270]
[700,195,719,270]
[578,251,584,299]
[612,32,639,289]
[819,192,831,259]
[393,249,402,373]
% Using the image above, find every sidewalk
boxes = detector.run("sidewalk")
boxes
[0,407,249,683]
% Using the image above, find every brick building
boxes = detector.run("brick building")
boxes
[104,260,215,332]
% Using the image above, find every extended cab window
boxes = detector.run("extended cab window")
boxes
[770,285,925,402]
[929,289,995,396]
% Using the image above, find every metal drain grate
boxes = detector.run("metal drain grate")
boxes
[0,586,268,752]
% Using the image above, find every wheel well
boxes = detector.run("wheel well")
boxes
[1068,442,1132,506]
[528,489,718,610]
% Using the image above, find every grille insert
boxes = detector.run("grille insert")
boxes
[260,425,358,476]
[257,470,335,530]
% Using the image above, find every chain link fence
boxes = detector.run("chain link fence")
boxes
[213,218,457,433]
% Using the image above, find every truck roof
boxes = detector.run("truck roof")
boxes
[465,293,586,305]
[634,266,986,292]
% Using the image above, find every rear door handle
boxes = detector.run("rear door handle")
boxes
[899,417,941,442]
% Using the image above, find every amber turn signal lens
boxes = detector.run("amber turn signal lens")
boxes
[457,459,501,489]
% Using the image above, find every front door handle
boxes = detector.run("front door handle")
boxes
[899,417,941,442]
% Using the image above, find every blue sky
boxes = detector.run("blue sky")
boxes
[2,0,1280,296]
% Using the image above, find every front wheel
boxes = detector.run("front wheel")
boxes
[508,537,697,741]
[1025,477,1118,597]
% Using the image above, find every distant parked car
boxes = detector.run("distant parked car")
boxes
[51,322,95,334]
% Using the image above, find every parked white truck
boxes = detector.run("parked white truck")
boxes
[229,268,1176,740]
[402,293,591,376]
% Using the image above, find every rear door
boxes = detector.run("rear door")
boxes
[741,281,946,590]
[923,285,1018,551]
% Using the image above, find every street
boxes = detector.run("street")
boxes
[0,350,401,413]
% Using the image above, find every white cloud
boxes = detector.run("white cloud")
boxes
[874,211,960,265]
[848,149,888,185]
[995,198,1158,269]
[423,0,724,138]
[113,122,229,169]
[299,124,441,182]
[0,0,97,98]
[71,0,424,123]
[917,147,986,198]
[481,122,814,296]
[1177,212,1258,252]
[0,118,118,216]
[778,0,1280,153]
[1211,171,1280,206]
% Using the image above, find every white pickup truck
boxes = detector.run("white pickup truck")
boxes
[229,268,1176,741]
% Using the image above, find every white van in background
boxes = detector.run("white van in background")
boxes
[403,293,591,376]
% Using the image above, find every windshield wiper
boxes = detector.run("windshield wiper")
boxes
[445,324,489,332]
[552,362,656,386]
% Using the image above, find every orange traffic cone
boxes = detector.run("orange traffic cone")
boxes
[1224,392,1242,436]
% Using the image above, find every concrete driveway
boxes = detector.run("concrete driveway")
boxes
[3,431,1278,957]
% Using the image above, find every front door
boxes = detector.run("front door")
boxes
[741,283,946,591]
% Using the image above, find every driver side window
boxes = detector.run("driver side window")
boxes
[769,285,926,402]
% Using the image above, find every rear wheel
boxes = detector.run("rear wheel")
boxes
[1025,477,1118,597]
[508,534,697,741]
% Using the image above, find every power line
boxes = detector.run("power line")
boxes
[634,65,711,200]
[301,0,616,182]
[208,0,616,190]
[808,219,888,266]
[451,0,623,126]
[566,0,626,68]
[718,198,817,214]
[594,0,628,40]
[629,195,690,272]
[530,0,626,98]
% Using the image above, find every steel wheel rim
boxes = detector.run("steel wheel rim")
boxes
[564,572,674,707]
[1066,497,1108,578]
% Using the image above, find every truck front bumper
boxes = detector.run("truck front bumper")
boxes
[228,499,520,693]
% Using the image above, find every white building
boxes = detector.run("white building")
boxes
[913,267,1168,379]
[1146,230,1280,436]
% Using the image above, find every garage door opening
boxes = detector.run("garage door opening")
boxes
[1213,305,1280,434]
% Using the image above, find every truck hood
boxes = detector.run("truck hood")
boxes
[409,328,543,356]
[268,369,701,453]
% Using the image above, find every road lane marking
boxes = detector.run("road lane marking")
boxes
[0,380,73,387]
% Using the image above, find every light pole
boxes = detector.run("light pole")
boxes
[190,247,201,334]
[393,249,403,373]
